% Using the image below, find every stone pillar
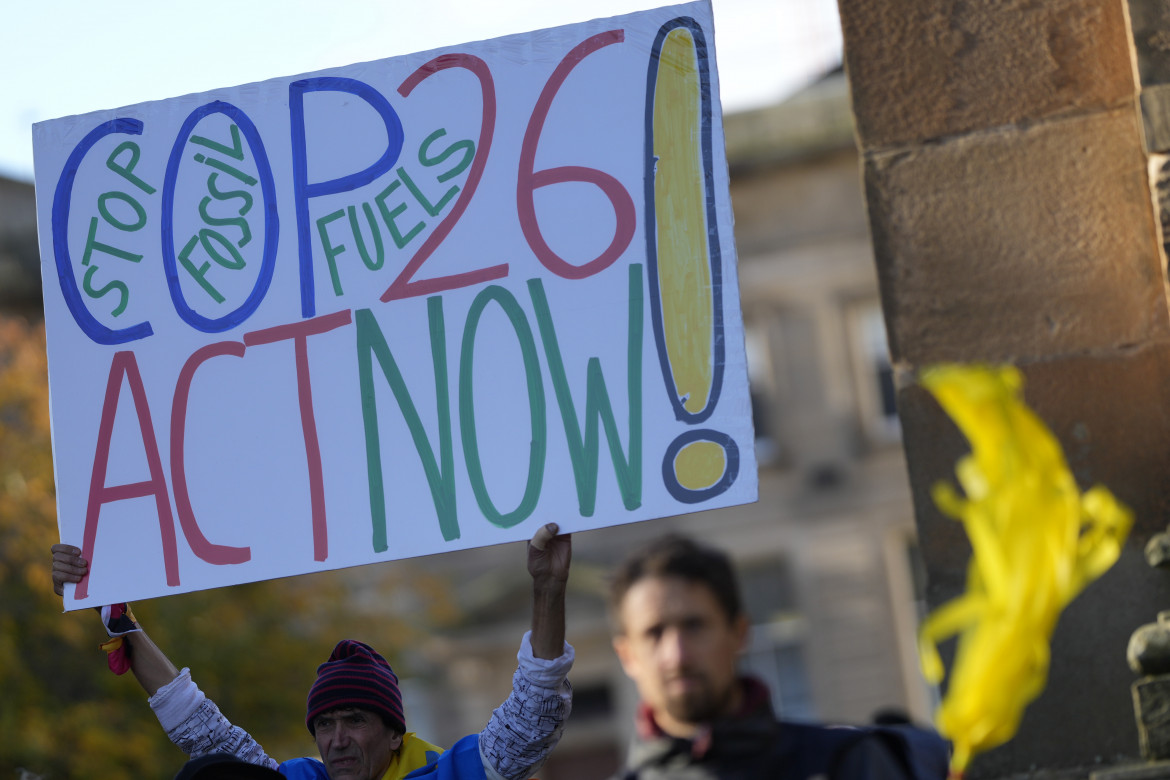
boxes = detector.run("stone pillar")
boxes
[838,1,1170,776]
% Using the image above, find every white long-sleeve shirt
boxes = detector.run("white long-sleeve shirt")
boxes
[149,632,573,780]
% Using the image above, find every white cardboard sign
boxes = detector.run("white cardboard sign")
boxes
[33,0,757,610]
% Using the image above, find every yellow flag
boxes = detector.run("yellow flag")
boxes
[918,364,1131,776]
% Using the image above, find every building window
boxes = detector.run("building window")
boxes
[745,324,781,466]
[847,300,900,446]
[741,617,816,722]
[737,557,816,721]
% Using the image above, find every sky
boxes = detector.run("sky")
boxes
[0,0,843,183]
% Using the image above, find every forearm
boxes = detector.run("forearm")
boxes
[150,668,279,768]
[127,631,180,696]
[529,581,566,660]
[478,632,573,780]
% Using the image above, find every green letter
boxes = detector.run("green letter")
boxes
[81,217,143,267]
[199,229,246,270]
[356,303,459,548]
[398,165,456,217]
[459,286,546,527]
[82,266,130,317]
[98,191,147,232]
[348,202,385,271]
[419,128,474,183]
[315,209,347,296]
[106,141,157,195]
[177,234,225,304]
[374,178,424,249]
[527,263,643,514]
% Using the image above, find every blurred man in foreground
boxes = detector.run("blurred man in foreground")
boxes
[608,533,948,780]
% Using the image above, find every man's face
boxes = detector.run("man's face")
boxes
[313,707,402,780]
[613,575,748,737]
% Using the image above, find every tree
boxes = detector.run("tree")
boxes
[0,315,460,778]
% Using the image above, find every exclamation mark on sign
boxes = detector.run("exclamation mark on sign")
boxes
[645,16,739,504]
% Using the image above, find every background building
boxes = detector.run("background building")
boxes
[0,175,37,319]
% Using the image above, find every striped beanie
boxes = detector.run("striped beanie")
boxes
[306,639,405,735]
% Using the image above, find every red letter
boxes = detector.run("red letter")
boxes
[381,53,505,301]
[517,30,634,279]
[171,341,251,564]
[244,310,353,561]
[76,351,179,600]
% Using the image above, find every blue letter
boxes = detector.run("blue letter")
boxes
[162,101,278,333]
[290,77,405,317]
[51,118,153,345]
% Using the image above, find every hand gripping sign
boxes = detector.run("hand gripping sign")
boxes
[33,0,757,609]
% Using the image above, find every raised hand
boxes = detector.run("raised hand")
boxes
[51,543,87,597]
[527,522,571,587]
[527,523,571,661]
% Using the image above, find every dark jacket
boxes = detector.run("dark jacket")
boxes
[612,678,949,780]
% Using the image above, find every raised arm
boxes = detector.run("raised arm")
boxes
[465,523,574,780]
[51,543,179,695]
[50,543,277,767]
[527,522,571,660]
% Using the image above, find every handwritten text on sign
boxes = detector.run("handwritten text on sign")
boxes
[33,1,757,609]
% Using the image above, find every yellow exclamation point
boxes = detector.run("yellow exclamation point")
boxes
[655,27,713,418]
[646,17,738,503]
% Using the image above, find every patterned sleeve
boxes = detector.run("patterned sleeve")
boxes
[477,631,574,780]
[148,667,281,769]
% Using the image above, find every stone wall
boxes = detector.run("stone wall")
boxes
[839,1,1170,776]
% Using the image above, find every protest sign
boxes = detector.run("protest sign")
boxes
[33,0,757,609]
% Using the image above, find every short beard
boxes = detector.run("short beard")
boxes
[665,681,738,725]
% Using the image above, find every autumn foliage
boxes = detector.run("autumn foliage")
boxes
[0,315,459,778]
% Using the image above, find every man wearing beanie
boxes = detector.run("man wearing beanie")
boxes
[52,523,573,780]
